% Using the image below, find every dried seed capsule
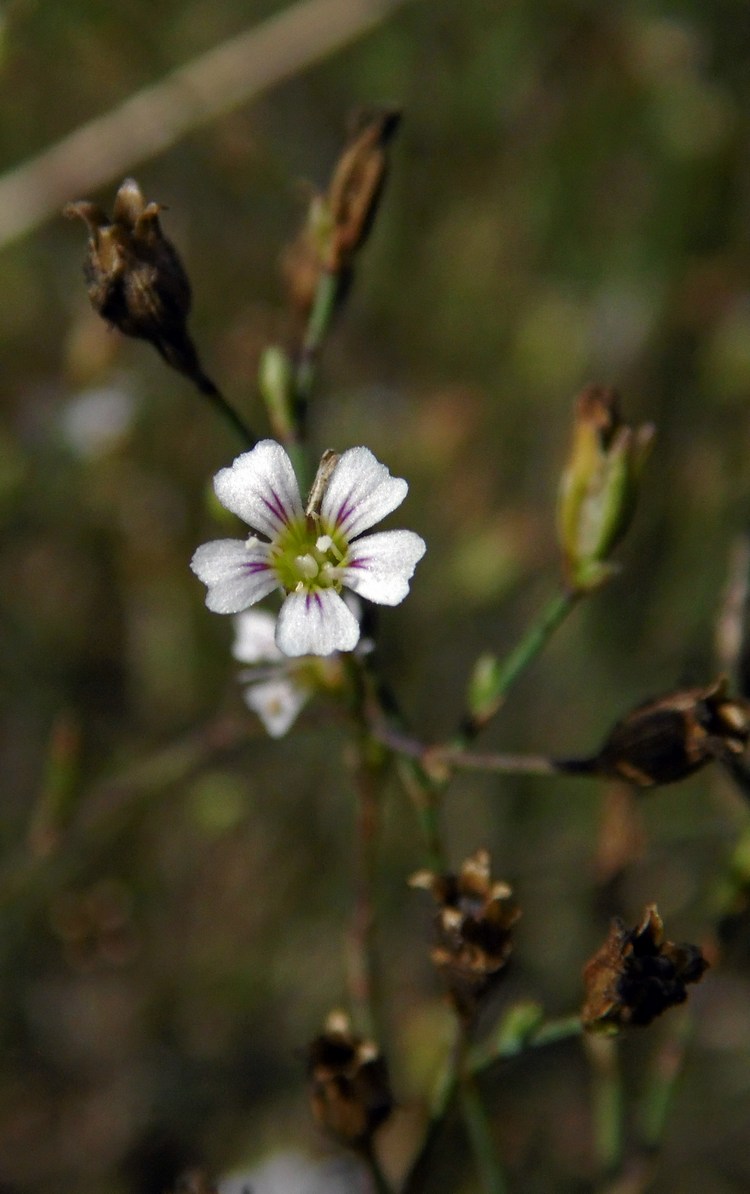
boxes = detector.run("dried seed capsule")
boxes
[306,1011,393,1148]
[65,178,217,395]
[582,904,708,1033]
[281,109,401,322]
[410,849,520,1026]
[581,677,750,787]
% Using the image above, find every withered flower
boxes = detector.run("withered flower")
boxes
[582,904,708,1033]
[65,178,217,395]
[569,677,750,788]
[410,849,521,1025]
[557,385,654,592]
[306,1010,393,1148]
[282,109,401,321]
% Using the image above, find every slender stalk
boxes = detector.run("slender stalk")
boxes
[636,1009,693,1156]
[585,1034,625,1182]
[481,586,580,715]
[197,377,257,448]
[460,1069,508,1194]
[293,269,341,435]
[361,1141,395,1194]
[346,736,385,1041]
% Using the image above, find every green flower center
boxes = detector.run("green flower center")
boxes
[268,516,349,594]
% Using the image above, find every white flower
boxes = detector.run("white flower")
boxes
[232,609,309,738]
[191,440,426,657]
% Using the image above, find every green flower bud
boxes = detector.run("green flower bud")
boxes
[258,345,295,440]
[467,652,502,727]
[557,386,654,592]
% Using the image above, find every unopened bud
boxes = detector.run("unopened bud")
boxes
[466,653,502,727]
[65,179,217,396]
[258,345,295,439]
[557,386,654,592]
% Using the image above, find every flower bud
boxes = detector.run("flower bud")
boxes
[410,849,520,1025]
[305,1011,393,1148]
[557,385,654,592]
[258,344,295,439]
[466,653,503,729]
[65,178,217,395]
[582,904,708,1033]
[580,677,750,788]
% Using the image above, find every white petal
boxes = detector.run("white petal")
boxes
[213,440,304,538]
[275,589,360,657]
[232,609,282,663]
[191,539,278,613]
[321,447,408,540]
[243,677,308,737]
[342,530,426,606]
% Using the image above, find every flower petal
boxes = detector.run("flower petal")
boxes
[242,676,308,738]
[191,539,278,613]
[343,529,426,605]
[276,589,360,657]
[213,440,304,538]
[232,609,283,664]
[321,447,408,540]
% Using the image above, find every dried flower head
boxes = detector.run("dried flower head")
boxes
[306,1010,393,1148]
[410,849,521,1024]
[557,385,654,592]
[65,178,217,395]
[582,904,709,1033]
[585,677,750,788]
[282,109,401,320]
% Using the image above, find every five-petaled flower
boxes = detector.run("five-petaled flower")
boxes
[191,440,425,657]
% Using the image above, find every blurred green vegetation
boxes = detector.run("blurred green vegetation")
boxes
[3,1,750,1191]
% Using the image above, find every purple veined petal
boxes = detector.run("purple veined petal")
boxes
[232,608,283,664]
[191,538,279,613]
[321,447,408,540]
[242,675,309,738]
[342,529,426,606]
[275,589,360,657]
[213,440,304,538]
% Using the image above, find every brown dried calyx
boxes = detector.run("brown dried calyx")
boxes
[306,1010,393,1148]
[282,109,401,322]
[560,677,750,788]
[65,178,218,395]
[410,849,521,1025]
[582,904,708,1033]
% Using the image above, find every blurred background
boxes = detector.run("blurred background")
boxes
[2,0,750,1190]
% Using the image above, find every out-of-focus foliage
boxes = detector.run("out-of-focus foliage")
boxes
[3,2,750,1191]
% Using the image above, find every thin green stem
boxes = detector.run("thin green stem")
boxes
[636,1009,693,1156]
[482,586,580,716]
[293,268,341,435]
[586,1034,625,1182]
[460,1069,508,1194]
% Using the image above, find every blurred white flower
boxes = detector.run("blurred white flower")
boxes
[219,1149,361,1194]
[232,609,309,738]
[232,596,371,738]
[191,440,425,657]
[60,383,135,458]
